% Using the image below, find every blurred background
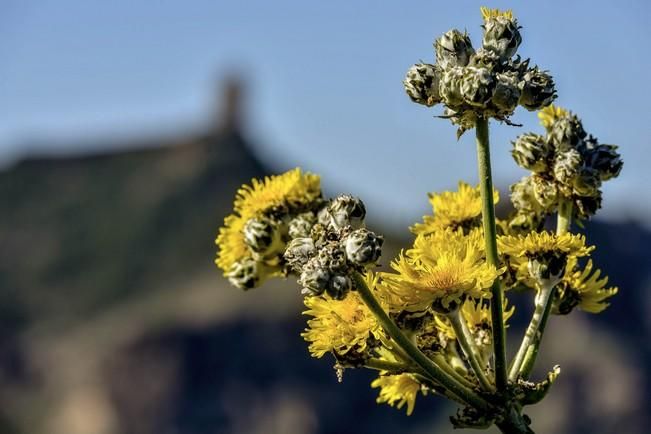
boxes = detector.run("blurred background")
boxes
[1,1,650,433]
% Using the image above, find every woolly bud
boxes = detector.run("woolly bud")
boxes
[482,15,522,60]
[243,216,284,257]
[511,133,552,173]
[585,144,623,181]
[519,67,556,111]
[299,257,331,296]
[574,193,602,220]
[317,243,348,272]
[460,67,495,108]
[553,148,583,188]
[439,66,465,108]
[288,212,316,239]
[469,47,502,70]
[491,71,521,114]
[531,174,558,210]
[548,115,586,149]
[327,274,353,300]
[404,63,442,106]
[572,167,602,197]
[435,29,475,69]
[284,237,315,272]
[327,195,366,229]
[227,257,266,290]
[510,176,544,213]
[343,228,384,267]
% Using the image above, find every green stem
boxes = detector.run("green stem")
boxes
[475,117,508,391]
[365,358,411,373]
[431,353,476,389]
[557,199,573,235]
[448,310,495,393]
[352,272,492,412]
[496,405,535,434]
[508,281,554,382]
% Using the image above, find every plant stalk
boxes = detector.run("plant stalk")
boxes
[448,310,495,392]
[352,272,492,412]
[475,117,508,391]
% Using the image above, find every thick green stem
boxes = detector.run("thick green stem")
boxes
[365,358,411,373]
[508,281,554,382]
[448,310,495,393]
[475,118,508,391]
[496,405,535,434]
[352,272,492,412]
[431,353,476,389]
[557,199,573,235]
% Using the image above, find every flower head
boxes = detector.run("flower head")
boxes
[538,104,569,130]
[411,181,499,235]
[371,374,425,416]
[480,7,513,21]
[381,230,500,313]
[301,273,383,358]
[554,257,618,314]
[215,168,321,274]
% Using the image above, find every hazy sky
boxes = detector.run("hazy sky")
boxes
[1,0,650,227]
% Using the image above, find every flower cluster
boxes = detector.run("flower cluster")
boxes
[404,8,556,137]
[509,105,623,231]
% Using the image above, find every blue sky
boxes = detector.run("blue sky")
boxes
[1,0,650,227]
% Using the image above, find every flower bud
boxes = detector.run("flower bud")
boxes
[519,67,556,111]
[317,243,348,272]
[343,228,383,267]
[511,133,552,173]
[572,167,602,197]
[548,115,586,149]
[299,257,331,296]
[482,15,522,59]
[574,193,602,220]
[510,176,544,213]
[327,195,366,229]
[531,175,558,209]
[327,274,353,300]
[440,67,465,107]
[469,47,501,70]
[553,148,583,188]
[403,63,442,106]
[460,67,495,108]
[585,144,623,181]
[435,29,475,69]
[284,237,315,272]
[288,212,316,239]
[227,257,266,290]
[491,71,521,114]
[243,216,284,257]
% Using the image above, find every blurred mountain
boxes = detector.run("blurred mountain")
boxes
[0,80,649,434]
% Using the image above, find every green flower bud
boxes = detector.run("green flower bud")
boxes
[327,274,353,300]
[327,195,366,229]
[440,66,466,107]
[469,47,502,70]
[299,257,331,296]
[482,15,522,60]
[548,115,586,149]
[435,29,475,69]
[553,148,583,189]
[284,237,315,272]
[227,257,266,290]
[460,67,495,108]
[510,176,544,213]
[511,133,552,173]
[343,228,384,267]
[574,192,602,220]
[572,167,602,197]
[519,67,556,111]
[585,144,623,181]
[404,63,442,106]
[288,212,316,239]
[317,243,348,272]
[491,71,521,114]
[243,216,284,257]
[508,210,544,234]
[532,174,558,209]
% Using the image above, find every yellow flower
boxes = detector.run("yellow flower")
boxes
[498,231,593,259]
[480,6,513,21]
[538,104,569,129]
[411,181,499,235]
[556,257,618,314]
[435,298,515,339]
[215,168,321,273]
[371,373,425,416]
[301,273,383,358]
[381,229,500,312]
